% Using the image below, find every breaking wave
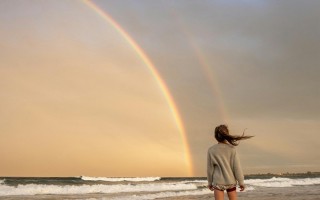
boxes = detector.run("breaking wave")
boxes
[110,189,212,200]
[81,176,161,182]
[246,177,320,187]
[0,182,196,196]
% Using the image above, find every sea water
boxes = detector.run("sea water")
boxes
[0,175,319,199]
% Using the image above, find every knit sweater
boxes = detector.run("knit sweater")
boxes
[207,143,244,187]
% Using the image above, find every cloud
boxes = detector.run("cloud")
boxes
[1,0,319,176]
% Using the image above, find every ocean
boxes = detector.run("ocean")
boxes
[0,174,319,200]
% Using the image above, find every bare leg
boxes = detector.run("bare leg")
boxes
[227,190,237,200]
[214,189,224,200]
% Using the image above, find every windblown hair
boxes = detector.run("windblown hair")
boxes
[214,124,253,146]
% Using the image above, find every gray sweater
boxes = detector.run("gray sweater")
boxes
[207,143,244,186]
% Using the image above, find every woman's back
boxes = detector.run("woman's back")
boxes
[207,143,244,186]
[207,124,253,200]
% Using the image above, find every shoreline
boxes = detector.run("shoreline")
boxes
[1,171,319,179]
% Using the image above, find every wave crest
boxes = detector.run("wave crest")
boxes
[0,182,196,196]
[81,176,161,182]
[246,177,320,187]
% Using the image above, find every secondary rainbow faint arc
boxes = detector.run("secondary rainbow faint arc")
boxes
[191,45,229,122]
[83,0,193,176]
[170,10,229,122]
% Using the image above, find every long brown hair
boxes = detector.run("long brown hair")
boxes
[214,124,253,146]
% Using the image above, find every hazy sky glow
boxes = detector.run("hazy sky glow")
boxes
[1,0,320,177]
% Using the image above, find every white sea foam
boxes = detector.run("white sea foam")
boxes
[180,180,207,184]
[109,189,213,200]
[1,177,318,197]
[245,177,320,187]
[0,179,4,184]
[89,187,255,200]
[81,176,161,182]
[0,182,196,196]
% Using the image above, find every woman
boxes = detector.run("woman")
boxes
[207,124,253,200]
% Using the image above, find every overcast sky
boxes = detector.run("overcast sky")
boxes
[1,0,319,177]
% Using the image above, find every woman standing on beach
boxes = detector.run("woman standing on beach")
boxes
[207,124,253,200]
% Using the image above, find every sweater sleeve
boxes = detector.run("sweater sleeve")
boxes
[207,150,214,186]
[233,150,244,186]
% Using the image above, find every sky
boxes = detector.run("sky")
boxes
[1,0,320,177]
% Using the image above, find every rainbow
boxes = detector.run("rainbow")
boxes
[190,44,229,122]
[169,11,229,122]
[82,0,193,176]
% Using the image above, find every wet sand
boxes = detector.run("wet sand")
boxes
[159,185,320,200]
[0,185,319,200]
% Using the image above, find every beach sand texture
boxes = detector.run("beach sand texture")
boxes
[159,185,320,200]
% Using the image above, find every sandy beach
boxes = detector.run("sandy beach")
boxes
[158,185,320,200]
